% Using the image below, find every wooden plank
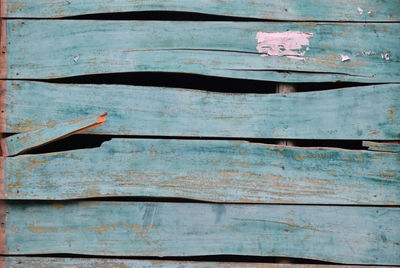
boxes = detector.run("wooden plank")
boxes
[0,257,377,268]
[0,201,398,265]
[363,141,400,153]
[4,81,400,140]
[3,0,400,21]
[3,139,399,204]
[2,20,399,83]
[2,112,107,156]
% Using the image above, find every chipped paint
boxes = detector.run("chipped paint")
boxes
[256,31,313,59]
[357,7,364,15]
[340,55,350,62]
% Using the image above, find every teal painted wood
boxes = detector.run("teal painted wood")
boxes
[0,257,373,268]
[3,112,106,156]
[4,0,400,21]
[4,139,400,204]
[363,141,400,153]
[5,81,400,140]
[1,201,399,264]
[3,20,399,83]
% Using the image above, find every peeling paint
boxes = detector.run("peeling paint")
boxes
[256,31,313,59]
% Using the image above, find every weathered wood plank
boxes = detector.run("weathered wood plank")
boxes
[2,20,399,82]
[3,139,399,204]
[2,112,107,156]
[4,81,399,140]
[1,201,399,265]
[0,257,377,268]
[3,0,400,21]
[363,141,400,153]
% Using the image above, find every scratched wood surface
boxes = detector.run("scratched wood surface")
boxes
[0,257,378,268]
[2,21,399,83]
[3,139,400,204]
[4,81,399,140]
[1,201,399,265]
[3,0,400,21]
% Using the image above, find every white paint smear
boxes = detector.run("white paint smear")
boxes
[256,31,313,59]
[357,7,364,15]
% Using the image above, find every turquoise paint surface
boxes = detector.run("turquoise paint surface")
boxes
[5,139,400,204]
[5,0,400,21]
[4,21,399,82]
[3,201,400,265]
[5,81,400,140]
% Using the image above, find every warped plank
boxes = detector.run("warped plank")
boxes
[2,20,399,82]
[2,112,107,156]
[363,141,400,153]
[0,257,376,268]
[0,201,399,265]
[3,0,400,21]
[3,139,399,204]
[4,81,400,140]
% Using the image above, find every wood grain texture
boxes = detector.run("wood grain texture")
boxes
[2,20,399,83]
[363,141,400,153]
[0,257,378,268]
[3,112,107,156]
[4,138,400,204]
[3,0,400,21]
[1,201,399,265]
[4,81,400,140]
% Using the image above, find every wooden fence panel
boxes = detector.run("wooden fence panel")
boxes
[2,20,399,82]
[2,139,399,204]
[1,201,399,265]
[3,81,399,140]
[3,0,400,21]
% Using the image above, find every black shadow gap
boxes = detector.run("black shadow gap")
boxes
[25,72,372,94]
[0,254,338,265]
[17,134,366,155]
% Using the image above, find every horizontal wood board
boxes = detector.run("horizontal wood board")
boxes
[2,20,399,82]
[0,201,399,265]
[0,257,380,268]
[3,0,400,21]
[3,81,400,140]
[2,139,400,204]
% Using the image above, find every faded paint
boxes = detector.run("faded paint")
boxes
[256,31,313,59]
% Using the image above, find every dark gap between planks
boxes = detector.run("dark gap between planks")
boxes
[26,72,373,94]
[0,254,338,265]
[4,199,400,208]
[5,11,400,23]
[17,134,368,155]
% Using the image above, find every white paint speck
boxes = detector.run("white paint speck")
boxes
[73,55,80,63]
[340,55,350,62]
[368,11,373,16]
[256,31,313,59]
[357,7,364,15]
[381,52,390,61]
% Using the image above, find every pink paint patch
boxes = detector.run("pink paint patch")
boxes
[256,31,313,59]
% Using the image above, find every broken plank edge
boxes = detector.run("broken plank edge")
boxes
[363,141,400,153]
[4,111,107,156]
